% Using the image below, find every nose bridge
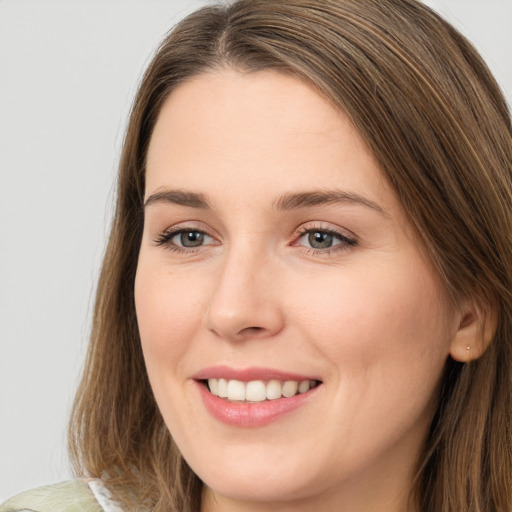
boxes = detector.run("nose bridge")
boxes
[205,236,283,340]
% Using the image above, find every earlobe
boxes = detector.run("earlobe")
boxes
[449,298,498,362]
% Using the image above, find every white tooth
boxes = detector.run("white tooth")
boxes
[227,379,246,401]
[266,379,282,400]
[218,378,228,398]
[282,380,298,398]
[208,378,219,395]
[298,380,310,393]
[245,380,267,402]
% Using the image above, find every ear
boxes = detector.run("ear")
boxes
[449,296,498,362]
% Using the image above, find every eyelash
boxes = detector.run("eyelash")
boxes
[294,225,357,255]
[152,226,215,254]
[152,224,357,256]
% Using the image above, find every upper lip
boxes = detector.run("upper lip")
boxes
[192,365,321,382]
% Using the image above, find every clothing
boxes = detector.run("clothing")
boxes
[0,479,123,512]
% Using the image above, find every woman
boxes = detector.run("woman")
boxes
[2,0,511,511]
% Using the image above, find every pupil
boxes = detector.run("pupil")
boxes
[181,231,204,247]
[309,231,333,249]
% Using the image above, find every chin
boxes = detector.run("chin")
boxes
[202,471,319,504]
[187,444,330,505]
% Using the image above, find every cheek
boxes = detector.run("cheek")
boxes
[291,256,452,381]
[134,260,209,441]
[134,260,206,370]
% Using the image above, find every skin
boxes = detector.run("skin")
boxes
[135,69,469,512]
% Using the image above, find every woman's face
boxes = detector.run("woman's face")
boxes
[135,69,461,511]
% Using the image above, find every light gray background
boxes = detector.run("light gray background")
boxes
[1,0,511,501]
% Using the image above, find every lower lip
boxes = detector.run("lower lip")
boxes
[195,381,319,427]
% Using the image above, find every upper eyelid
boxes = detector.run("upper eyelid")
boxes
[156,221,216,236]
[294,221,357,239]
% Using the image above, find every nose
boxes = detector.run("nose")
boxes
[204,245,284,342]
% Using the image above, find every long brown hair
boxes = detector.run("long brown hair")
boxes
[69,1,512,510]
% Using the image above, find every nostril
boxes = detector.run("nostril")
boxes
[241,326,264,333]
[235,326,268,338]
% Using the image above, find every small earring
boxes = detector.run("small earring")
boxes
[466,345,471,361]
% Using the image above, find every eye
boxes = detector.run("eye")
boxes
[172,230,211,248]
[295,226,356,252]
[153,227,216,251]
[305,231,337,249]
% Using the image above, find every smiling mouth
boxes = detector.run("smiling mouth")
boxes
[204,378,321,403]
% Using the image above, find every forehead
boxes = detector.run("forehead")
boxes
[145,69,390,205]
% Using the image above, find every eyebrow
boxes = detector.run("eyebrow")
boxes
[144,188,386,216]
[144,190,211,209]
[274,190,386,215]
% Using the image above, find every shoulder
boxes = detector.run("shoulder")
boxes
[0,480,109,512]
